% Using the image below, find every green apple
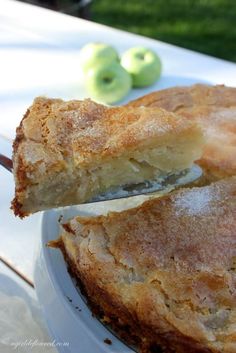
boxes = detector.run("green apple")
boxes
[80,42,119,72]
[85,62,132,104]
[121,46,162,87]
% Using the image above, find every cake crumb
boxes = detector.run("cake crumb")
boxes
[66,296,72,303]
[104,338,112,345]
[58,215,63,223]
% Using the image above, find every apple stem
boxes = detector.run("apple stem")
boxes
[103,77,113,84]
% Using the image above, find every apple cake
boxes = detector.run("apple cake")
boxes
[127,84,236,180]
[12,97,204,217]
[50,177,236,353]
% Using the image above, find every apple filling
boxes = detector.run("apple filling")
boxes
[20,140,201,214]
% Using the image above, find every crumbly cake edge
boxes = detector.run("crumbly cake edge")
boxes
[11,108,31,218]
[48,238,216,353]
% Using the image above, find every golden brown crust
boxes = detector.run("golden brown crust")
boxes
[54,177,236,353]
[14,97,199,165]
[127,84,236,180]
[11,109,31,217]
[12,97,203,217]
[59,240,213,353]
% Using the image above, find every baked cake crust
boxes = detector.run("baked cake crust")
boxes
[127,84,236,180]
[52,177,236,353]
[12,97,203,217]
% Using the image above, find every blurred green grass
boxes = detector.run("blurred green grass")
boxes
[90,0,236,62]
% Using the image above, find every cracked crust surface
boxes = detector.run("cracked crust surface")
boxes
[127,84,236,180]
[52,177,236,353]
[12,97,203,217]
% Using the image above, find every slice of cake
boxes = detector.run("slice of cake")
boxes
[127,84,236,180]
[51,177,236,353]
[12,97,204,217]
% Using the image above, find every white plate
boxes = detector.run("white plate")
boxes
[34,200,148,353]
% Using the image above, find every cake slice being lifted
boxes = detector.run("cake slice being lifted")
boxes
[12,97,204,217]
